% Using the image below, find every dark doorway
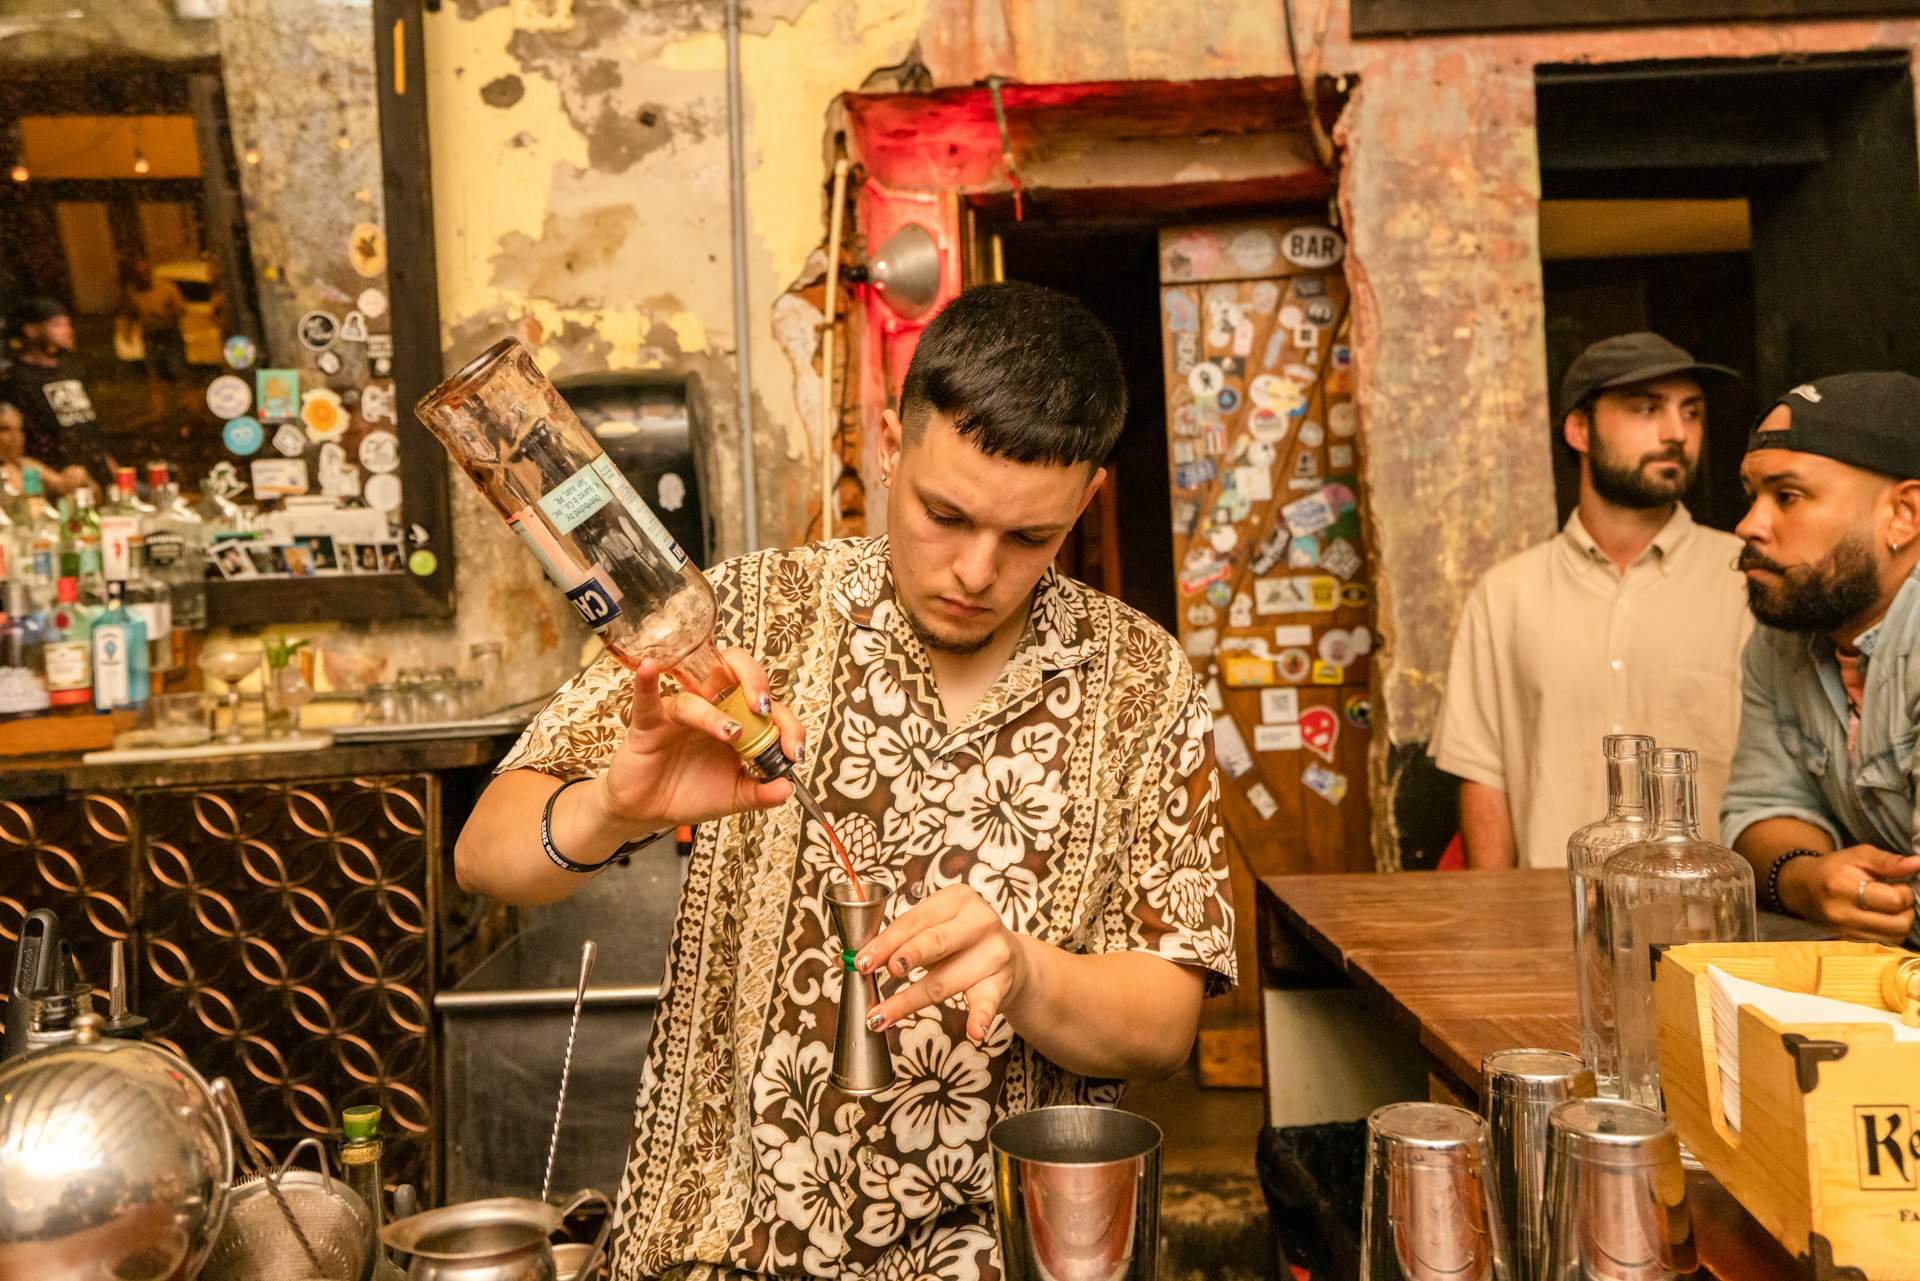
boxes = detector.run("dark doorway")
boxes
[1535,52,1920,530]
[989,219,1178,635]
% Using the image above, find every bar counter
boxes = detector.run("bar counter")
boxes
[1258,869,1825,1280]
[0,729,522,1199]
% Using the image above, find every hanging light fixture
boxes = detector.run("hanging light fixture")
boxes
[133,150,150,174]
[9,164,27,183]
[243,145,261,165]
[335,129,352,151]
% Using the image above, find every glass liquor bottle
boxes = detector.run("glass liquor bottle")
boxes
[339,1105,408,1281]
[416,341,803,787]
[43,577,93,711]
[0,584,50,721]
[59,486,102,586]
[144,463,208,631]
[18,468,59,608]
[1567,733,1654,1098]
[98,466,151,583]
[1604,748,1756,1111]
[91,581,149,712]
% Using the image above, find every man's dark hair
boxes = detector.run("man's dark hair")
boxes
[898,281,1126,467]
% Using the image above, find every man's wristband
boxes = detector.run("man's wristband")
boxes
[541,777,652,874]
[1764,848,1820,913]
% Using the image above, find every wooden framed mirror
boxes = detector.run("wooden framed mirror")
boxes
[0,0,450,627]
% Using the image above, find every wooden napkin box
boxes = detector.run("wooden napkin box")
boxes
[1656,940,1920,1280]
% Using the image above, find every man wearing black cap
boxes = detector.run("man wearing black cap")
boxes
[1432,333,1751,868]
[2,297,113,488]
[1722,372,1920,946]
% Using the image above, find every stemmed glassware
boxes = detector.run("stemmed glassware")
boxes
[197,644,262,744]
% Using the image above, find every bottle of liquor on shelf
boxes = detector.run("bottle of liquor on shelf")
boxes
[43,577,93,711]
[1566,733,1654,1098]
[339,1105,408,1281]
[18,468,59,607]
[97,466,152,583]
[91,581,149,712]
[143,462,208,632]
[0,583,50,721]
[1604,747,1756,1112]
[59,487,103,595]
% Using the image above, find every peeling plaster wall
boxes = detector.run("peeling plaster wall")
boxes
[418,0,1920,841]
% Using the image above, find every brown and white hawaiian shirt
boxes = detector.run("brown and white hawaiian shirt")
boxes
[497,536,1235,1281]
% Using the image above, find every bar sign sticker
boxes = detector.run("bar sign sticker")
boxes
[539,466,613,535]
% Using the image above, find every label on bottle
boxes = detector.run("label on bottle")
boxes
[564,567,624,629]
[94,624,130,709]
[538,465,615,535]
[145,529,186,568]
[131,600,170,645]
[46,640,88,691]
[31,548,53,580]
[591,455,689,568]
[100,516,138,581]
[0,666,49,715]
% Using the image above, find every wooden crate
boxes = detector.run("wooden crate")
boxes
[1656,941,1920,1279]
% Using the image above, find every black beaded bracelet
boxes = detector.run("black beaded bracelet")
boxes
[540,777,648,874]
[1765,848,1819,912]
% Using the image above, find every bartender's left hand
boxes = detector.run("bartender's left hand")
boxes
[856,885,1033,1043]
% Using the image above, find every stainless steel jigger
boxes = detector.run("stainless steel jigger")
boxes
[1483,1048,1596,1281]
[827,876,895,1096]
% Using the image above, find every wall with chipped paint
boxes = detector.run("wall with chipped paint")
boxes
[416,0,1920,855]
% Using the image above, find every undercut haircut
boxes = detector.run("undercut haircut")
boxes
[898,281,1126,467]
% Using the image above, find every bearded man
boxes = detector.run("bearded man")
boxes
[1431,333,1752,868]
[1722,373,1920,946]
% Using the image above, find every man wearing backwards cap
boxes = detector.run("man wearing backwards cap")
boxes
[1722,372,1920,946]
[1432,333,1751,868]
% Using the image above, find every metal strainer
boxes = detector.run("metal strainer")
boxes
[200,1137,372,1281]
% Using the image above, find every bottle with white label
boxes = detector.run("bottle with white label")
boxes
[91,581,149,712]
[0,585,50,720]
[97,466,152,583]
[416,338,791,782]
[144,463,208,631]
[18,468,59,609]
[44,577,93,711]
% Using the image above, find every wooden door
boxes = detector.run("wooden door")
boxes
[1157,220,1376,1084]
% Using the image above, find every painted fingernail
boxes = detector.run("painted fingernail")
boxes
[722,720,742,739]
[757,694,772,716]
[855,953,873,973]
[866,1011,887,1032]
[795,741,808,762]
[893,955,911,976]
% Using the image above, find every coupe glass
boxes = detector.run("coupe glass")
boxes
[197,645,262,744]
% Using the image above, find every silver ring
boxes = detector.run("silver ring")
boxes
[1857,877,1874,911]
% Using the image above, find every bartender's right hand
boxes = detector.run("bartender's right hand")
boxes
[1779,846,1920,945]
[592,647,806,832]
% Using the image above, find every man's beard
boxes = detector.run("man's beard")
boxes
[899,594,998,656]
[1739,536,1883,634]
[1589,436,1695,509]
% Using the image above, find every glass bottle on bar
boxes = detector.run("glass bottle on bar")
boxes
[339,1104,407,1281]
[415,338,792,782]
[1604,747,1756,1112]
[1566,733,1654,1098]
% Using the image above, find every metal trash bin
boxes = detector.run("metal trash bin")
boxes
[438,833,685,1202]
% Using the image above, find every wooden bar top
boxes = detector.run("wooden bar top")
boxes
[1257,869,1820,1281]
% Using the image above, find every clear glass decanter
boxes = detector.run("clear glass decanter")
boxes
[1567,733,1654,1098]
[1604,748,1756,1111]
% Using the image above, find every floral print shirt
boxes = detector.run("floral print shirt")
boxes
[496,536,1235,1281]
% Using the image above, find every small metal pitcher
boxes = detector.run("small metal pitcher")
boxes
[380,1190,612,1281]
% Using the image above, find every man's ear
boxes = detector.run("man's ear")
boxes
[1563,409,1591,458]
[1887,477,1920,553]
[878,409,904,485]
[1074,467,1109,520]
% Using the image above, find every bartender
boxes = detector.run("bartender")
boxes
[456,283,1236,1279]
[1722,372,1920,946]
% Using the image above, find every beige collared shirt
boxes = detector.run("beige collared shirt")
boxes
[1430,506,1752,868]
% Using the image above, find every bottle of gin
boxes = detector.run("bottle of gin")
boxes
[340,1104,408,1281]
[1604,747,1756,1111]
[1566,733,1654,1098]
[91,581,149,712]
[44,577,93,711]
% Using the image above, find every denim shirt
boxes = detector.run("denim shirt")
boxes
[1722,567,1920,945]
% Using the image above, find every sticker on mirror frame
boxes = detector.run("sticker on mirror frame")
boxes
[223,334,257,370]
[222,415,263,456]
[298,311,338,351]
[206,374,251,419]
[350,222,387,277]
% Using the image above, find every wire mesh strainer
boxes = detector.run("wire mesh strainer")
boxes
[200,1137,372,1281]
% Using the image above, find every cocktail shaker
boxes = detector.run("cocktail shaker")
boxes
[1483,1048,1596,1281]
